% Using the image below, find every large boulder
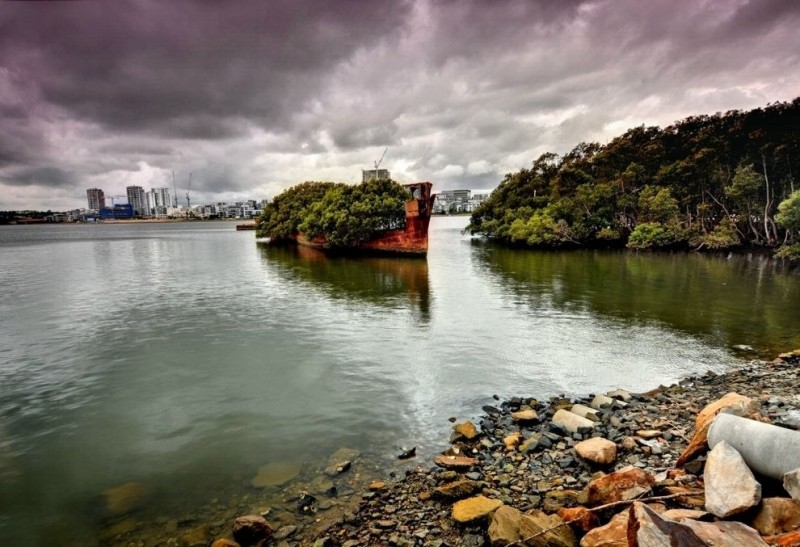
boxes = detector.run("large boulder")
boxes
[704,441,761,518]
[574,438,617,466]
[586,466,654,506]
[676,392,757,467]
[452,495,503,523]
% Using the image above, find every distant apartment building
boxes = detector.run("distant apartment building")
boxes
[146,187,171,216]
[362,168,390,182]
[86,188,105,210]
[126,186,147,216]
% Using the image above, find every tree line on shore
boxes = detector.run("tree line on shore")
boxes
[467,98,800,259]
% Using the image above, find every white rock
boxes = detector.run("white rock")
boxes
[704,441,762,518]
[552,409,595,433]
[570,404,600,422]
[590,394,615,410]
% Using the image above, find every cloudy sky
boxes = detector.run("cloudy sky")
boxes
[1,0,799,211]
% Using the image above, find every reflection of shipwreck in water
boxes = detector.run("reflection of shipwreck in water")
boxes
[257,243,431,322]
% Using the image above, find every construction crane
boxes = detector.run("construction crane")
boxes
[172,171,178,208]
[186,172,192,211]
[375,147,388,171]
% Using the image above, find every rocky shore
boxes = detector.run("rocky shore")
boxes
[102,350,800,546]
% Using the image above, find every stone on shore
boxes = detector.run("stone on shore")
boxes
[451,495,503,523]
[232,515,273,547]
[569,404,600,422]
[627,502,706,546]
[589,394,615,410]
[552,409,596,433]
[511,409,540,423]
[251,462,302,488]
[676,392,757,467]
[453,421,480,441]
[557,506,599,535]
[586,466,655,506]
[488,505,522,546]
[433,479,482,499]
[504,431,523,450]
[704,441,761,518]
[679,519,768,546]
[783,467,800,501]
[574,438,617,465]
[518,510,576,547]
[103,481,149,516]
[434,455,477,469]
[210,539,239,547]
[579,510,628,547]
[750,498,800,536]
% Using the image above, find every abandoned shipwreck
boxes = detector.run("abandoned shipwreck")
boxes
[255,179,435,257]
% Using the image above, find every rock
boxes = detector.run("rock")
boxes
[784,467,800,501]
[251,462,302,488]
[434,455,477,469]
[557,506,599,535]
[232,515,273,547]
[590,395,615,410]
[661,509,708,521]
[368,481,386,491]
[433,479,482,499]
[586,466,654,506]
[704,441,761,518]
[574,438,617,465]
[453,421,480,440]
[607,389,631,401]
[488,505,522,546]
[635,430,661,439]
[580,510,628,547]
[676,392,757,467]
[519,434,543,453]
[569,404,600,422]
[680,519,768,546]
[518,510,576,547]
[397,447,416,459]
[662,486,705,509]
[750,498,800,536]
[765,530,800,546]
[273,524,297,540]
[552,409,596,434]
[504,432,523,450]
[211,540,239,547]
[627,502,706,547]
[512,409,540,423]
[451,495,503,523]
[103,481,149,516]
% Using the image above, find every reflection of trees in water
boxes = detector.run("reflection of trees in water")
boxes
[472,242,800,354]
[257,243,431,323]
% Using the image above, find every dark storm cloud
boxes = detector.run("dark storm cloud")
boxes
[1,0,799,209]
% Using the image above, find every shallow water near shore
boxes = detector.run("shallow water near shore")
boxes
[1,216,799,544]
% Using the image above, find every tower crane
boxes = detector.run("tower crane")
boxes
[172,171,178,208]
[186,172,192,211]
[375,147,388,171]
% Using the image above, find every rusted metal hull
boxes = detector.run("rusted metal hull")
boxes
[276,182,435,257]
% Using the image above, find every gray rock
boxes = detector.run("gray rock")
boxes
[704,441,762,518]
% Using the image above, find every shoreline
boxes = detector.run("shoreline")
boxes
[100,350,800,546]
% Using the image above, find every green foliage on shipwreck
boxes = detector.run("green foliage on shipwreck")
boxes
[255,178,410,247]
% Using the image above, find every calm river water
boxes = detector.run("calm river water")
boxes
[1,217,799,545]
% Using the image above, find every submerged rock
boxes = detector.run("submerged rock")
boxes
[103,481,149,516]
[251,462,302,488]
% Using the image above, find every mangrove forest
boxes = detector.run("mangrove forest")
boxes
[467,98,800,259]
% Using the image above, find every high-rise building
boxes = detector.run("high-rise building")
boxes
[146,187,171,216]
[126,186,147,216]
[362,168,390,182]
[86,188,105,210]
